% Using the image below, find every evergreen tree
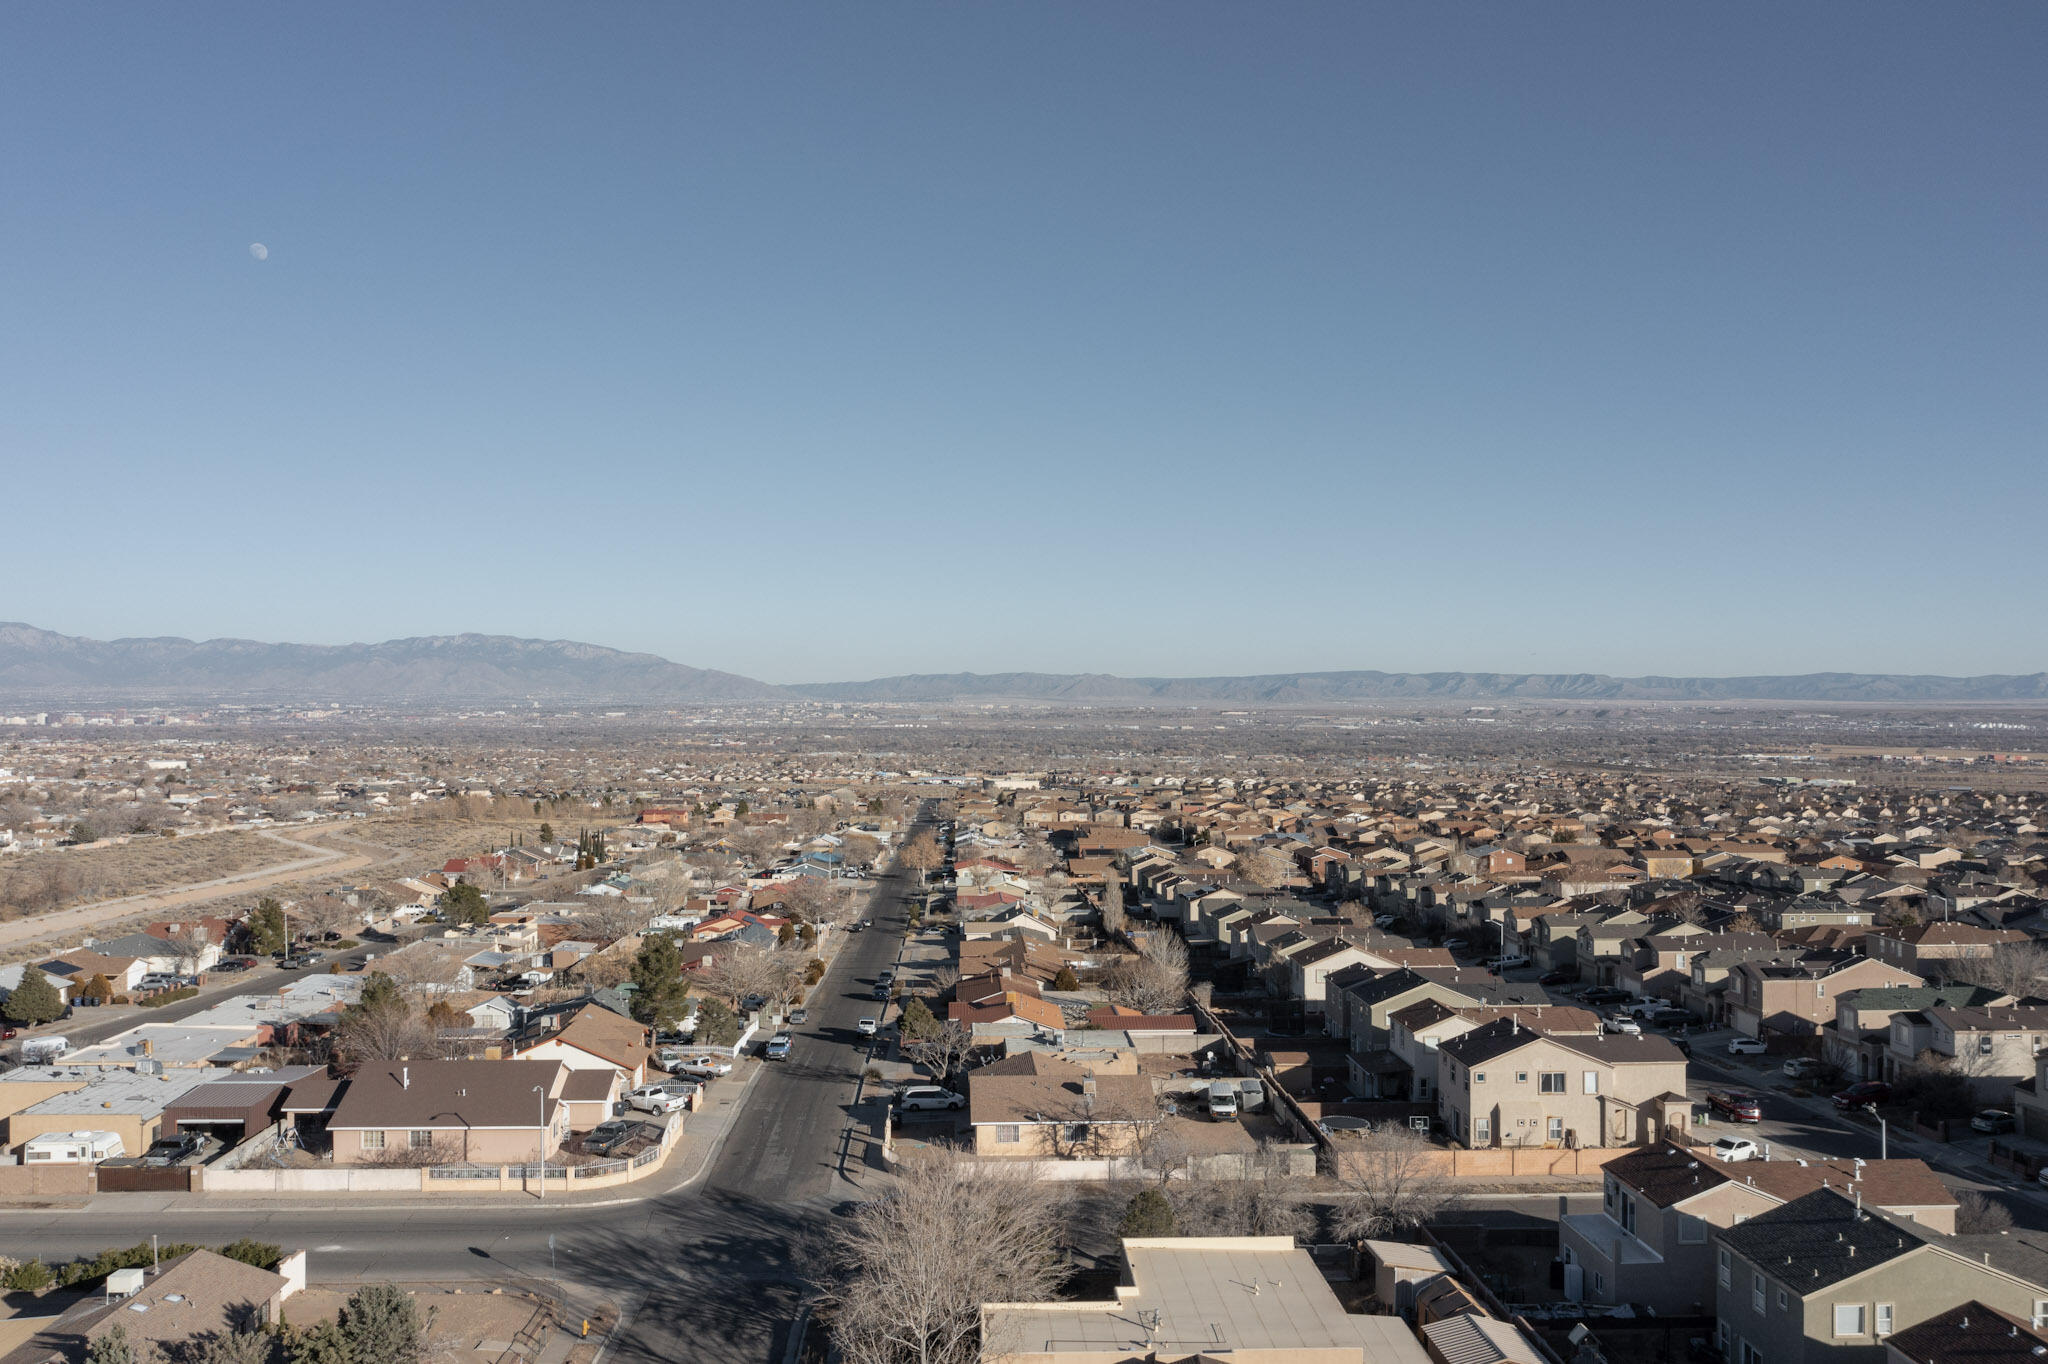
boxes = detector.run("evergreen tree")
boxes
[80,973,116,1003]
[286,1320,355,1364]
[340,1284,424,1364]
[438,883,489,926]
[247,898,288,955]
[898,997,938,1041]
[1119,1188,1176,1238]
[538,822,554,846]
[695,998,741,1048]
[84,1325,136,1364]
[354,973,403,1015]
[734,800,749,818]
[629,933,692,1030]
[2,966,65,1026]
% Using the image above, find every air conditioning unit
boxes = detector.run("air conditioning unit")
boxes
[136,1059,164,1076]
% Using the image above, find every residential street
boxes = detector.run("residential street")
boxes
[0,823,930,1364]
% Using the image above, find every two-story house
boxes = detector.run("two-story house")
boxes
[1727,955,1925,1040]
[1714,1189,2048,1364]
[1921,1007,2048,1102]
[1863,923,2029,979]
[1560,1145,1956,1314]
[1618,929,1765,1004]
[1383,1000,1601,1103]
[1436,1019,1689,1150]
[1825,985,2013,1082]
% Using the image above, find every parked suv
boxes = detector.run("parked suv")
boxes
[1832,1081,1892,1111]
[898,1086,965,1112]
[1707,1090,1763,1123]
[764,1033,793,1061]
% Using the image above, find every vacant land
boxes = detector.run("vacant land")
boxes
[0,829,293,921]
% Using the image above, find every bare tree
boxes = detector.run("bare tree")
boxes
[1175,1141,1312,1241]
[332,1001,442,1067]
[1100,878,1127,938]
[1949,944,2048,1000]
[162,924,216,978]
[1331,1126,1458,1241]
[1103,930,1189,1014]
[1236,846,1294,889]
[698,942,808,1010]
[902,1020,977,1086]
[577,898,654,942]
[814,1154,1069,1364]
[1956,1189,2015,1235]
[900,833,943,885]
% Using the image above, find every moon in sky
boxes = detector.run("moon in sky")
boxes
[249,242,269,261]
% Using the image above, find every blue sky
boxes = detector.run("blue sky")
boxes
[3,5,2042,683]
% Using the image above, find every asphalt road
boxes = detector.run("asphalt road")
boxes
[0,817,933,1364]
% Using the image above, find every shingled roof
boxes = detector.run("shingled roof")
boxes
[1716,1188,1925,1292]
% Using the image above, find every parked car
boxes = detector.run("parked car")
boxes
[1971,1109,2016,1134]
[1708,1090,1764,1122]
[583,1120,634,1155]
[1783,1057,1823,1079]
[1711,1137,1761,1163]
[212,957,254,972]
[1373,914,1400,929]
[789,1009,809,1025]
[1832,1081,1893,1111]
[764,1033,793,1061]
[872,983,891,1000]
[1673,1039,1693,1059]
[1538,969,1578,987]
[626,1085,692,1115]
[857,1017,879,1036]
[1580,987,1630,1006]
[1603,1016,1642,1035]
[740,995,767,1013]
[142,1134,203,1166]
[1726,1036,1768,1055]
[1486,954,1531,971]
[898,1085,965,1111]
[670,1057,734,1079]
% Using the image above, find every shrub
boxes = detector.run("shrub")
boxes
[1119,1189,1176,1237]
[217,1239,284,1270]
[111,995,132,1006]
[1052,967,1081,991]
[4,1258,52,1291]
[139,988,200,1009]
[331,939,359,950]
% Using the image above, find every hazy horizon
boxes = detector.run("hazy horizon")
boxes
[4,5,2043,680]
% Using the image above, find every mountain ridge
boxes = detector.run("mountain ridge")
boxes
[1,624,2043,705]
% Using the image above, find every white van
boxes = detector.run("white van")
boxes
[1206,1082,1240,1121]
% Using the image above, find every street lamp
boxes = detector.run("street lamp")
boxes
[1865,1104,1887,1160]
[534,1085,547,1200]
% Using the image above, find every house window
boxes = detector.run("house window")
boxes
[1548,1116,1564,1143]
[409,1130,434,1149]
[1619,1197,1635,1234]
[1740,1343,1762,1364]
[1833,1304,1866,1337]
[1584,1071,1600,1095]
[1980,1036,1995,1055]
[1540,1071,1566,1094]
[1678,1216,1706,1245]
[1475,1072,1486,1085]
[1716,1322,1729,1354]
[1776,1288,1787,1310]
[2032,1300,2048,1329]
[1516,1071,1529,1084]
[1876,1304,1893,1337]
[361,1130,385,1151]
[995,1125,1020,1144]
[1064,1124,1088,1143]
[1475,1117,1491,1143]
[1751,1272,1765,1314]
[1604,1178,1615,1207]
[1591,1271,1604,1294]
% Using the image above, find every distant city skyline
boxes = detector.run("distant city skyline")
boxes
[3,5,2042,681]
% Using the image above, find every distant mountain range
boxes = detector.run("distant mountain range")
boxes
[0,623,777,703]
[2,623,2043,706]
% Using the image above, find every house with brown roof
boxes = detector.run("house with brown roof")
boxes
[511,1000,652,1086]
[968,1052,1156,1159]
[1864,923,2029,976]
[328,1059,571,1165]
[1727,955,1925,1039]
[950,992,1067,1045]
[1437,1020,1689,1150]
[1559,1144,1957,1314]
[1884,1302,2048,1364]
[1,1248,301,1364]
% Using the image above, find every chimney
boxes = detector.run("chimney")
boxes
[402,1066,410,1090]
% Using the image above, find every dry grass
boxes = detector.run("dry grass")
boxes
[0,830,296,921]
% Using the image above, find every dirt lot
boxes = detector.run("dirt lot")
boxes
[0,829,297,921]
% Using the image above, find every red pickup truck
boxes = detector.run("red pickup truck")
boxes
[1708,1090,1763,1123]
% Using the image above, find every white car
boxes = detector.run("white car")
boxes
[1783,1058,1821,1079]
[1486,954,1531,971]
[1727,1037,1768,1056]
[625,1085,692,1115]
[1373,914,1399,928]
[857,1017,879,1036]
[669,1056,735,1079]
[1711,1137,1761,1163]
[898,1086,965,1111]
[1604,1016,1642,1035]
